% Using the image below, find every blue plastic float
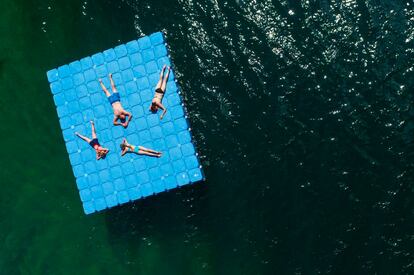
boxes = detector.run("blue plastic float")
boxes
[47,32,204,214]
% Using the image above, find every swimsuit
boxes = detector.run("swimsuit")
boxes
[129,146,140,153]
[155,88,164,94]
[155,88,164,99]
[89,138,100,149]
[107,92,120,104]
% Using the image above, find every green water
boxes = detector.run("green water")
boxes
[1,0,414,274]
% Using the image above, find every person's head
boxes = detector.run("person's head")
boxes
[150,102,158,113]
[120,143,127,151]
[97,148,108,159]
[119,114,126,122]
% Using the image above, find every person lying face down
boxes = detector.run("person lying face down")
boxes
[99,73,132,128]
[149,65,170,120]
[120,138,162,158]
[75,121,109,160]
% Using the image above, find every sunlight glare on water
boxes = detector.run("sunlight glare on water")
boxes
[0,0,413,274]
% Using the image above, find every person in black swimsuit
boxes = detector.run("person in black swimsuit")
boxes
[75,121,109,160]
[149,65,170,120]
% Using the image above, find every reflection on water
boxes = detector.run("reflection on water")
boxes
[1,0,413,274]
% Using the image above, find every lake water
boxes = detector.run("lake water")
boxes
[1,0,413,274]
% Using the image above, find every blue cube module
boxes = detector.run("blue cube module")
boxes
[46,32,204,214]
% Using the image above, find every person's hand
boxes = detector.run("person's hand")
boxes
[160,114,164,120]
[122,122,128,128]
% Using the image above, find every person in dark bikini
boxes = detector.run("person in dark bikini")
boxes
[149,65,170,120]
[99,73,132,128]
[75,121,109,160]
[120,138,162,158]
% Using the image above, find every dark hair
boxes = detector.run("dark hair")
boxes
[150,103,157,113]
[120,143,126,150]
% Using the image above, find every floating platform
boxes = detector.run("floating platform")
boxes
[47,32,204,214]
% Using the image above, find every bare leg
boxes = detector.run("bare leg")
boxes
[155,65,166,90]
[99,79,111,97]
[109,73,117,92]
[75,132,91,143]
[160,67,170,92]
[138,146,161,154]
[90,121,97,139]
[138,150,161,157]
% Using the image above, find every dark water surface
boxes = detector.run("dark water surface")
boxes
[1,0,414,274]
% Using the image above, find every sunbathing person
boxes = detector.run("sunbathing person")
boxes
[75,121,109,160]
[120,138,162,158]
[99,73,132,128]
[149,65,170,119]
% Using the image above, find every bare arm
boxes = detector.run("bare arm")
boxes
[120,111,132,128]
[157,102,167,120]
[113,116,121,126]
[125,111,133,123]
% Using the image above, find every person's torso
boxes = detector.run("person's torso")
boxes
[112,102,123,114]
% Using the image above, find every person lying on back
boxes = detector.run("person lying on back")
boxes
[75,121,109,160]
[149,65,170,120]
[99,73,132,128]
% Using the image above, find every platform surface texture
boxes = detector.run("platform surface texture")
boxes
[47,32,204,214]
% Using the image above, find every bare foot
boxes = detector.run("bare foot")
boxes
[109,73,113,78]
[99,78,103,83]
